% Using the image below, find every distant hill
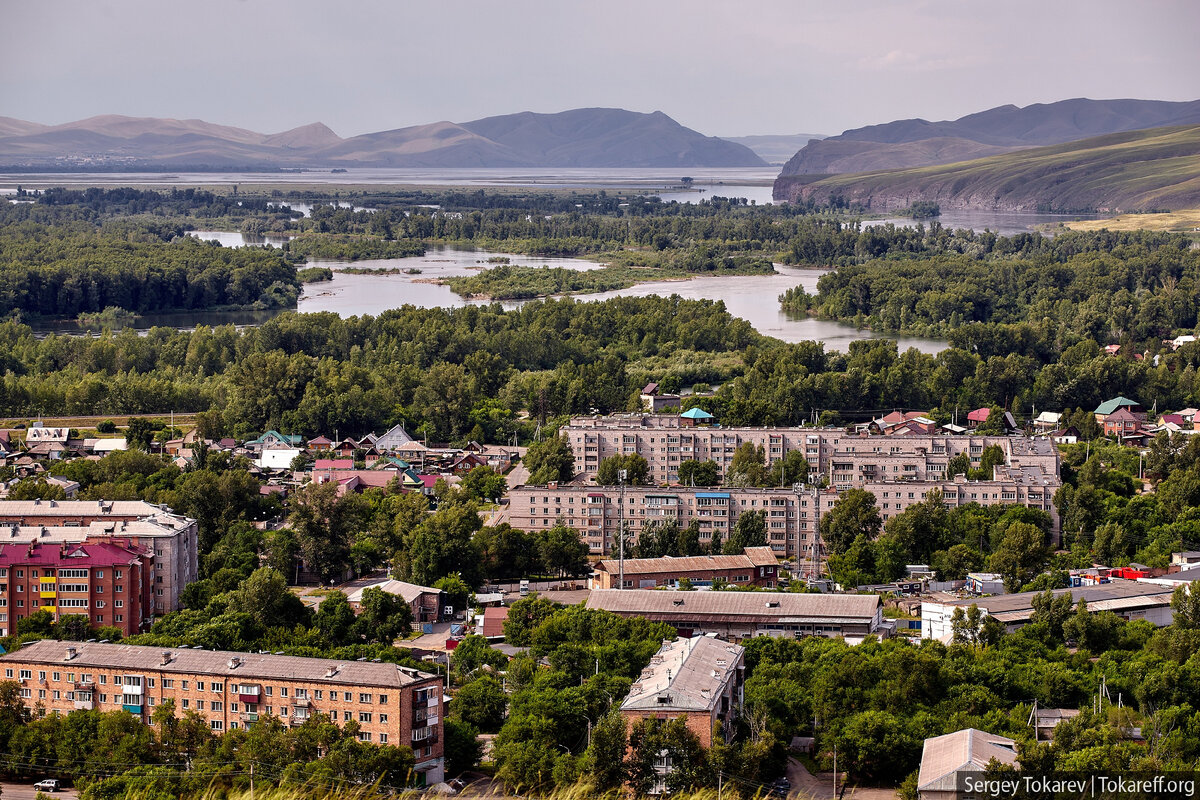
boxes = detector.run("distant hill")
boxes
[719,134,826,165]
[773,125,1200,213]
[778,98,1200,176]
[0,109,765,169]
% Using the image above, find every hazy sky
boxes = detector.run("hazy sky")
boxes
[3,0,1198,138]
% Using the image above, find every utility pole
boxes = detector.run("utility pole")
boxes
[250,761,254,800]
[618,469,627,590]
[833,744,838,797]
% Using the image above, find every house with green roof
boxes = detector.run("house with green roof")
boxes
[680,407,714,426]
[1093,397,1144,424]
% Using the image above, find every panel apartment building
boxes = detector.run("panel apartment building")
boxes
[0,538,154,637]
[563,414,1059,487]
[0,500,199,614]
[509,464,1060,560]
[0,639,446,783]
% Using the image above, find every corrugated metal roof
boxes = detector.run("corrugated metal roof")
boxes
[595,554,757,576]
[586,589,879,622]
[621,636,743,713]
[917,729,1018,792]
[2,640,437,689]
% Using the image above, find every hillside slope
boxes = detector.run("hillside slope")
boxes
[0,109,764,169]
[779,98,1200,176]
[773,125,1200,213]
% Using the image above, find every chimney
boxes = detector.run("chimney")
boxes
[160,651,172,666]
[227,656,242,669]
[64,647,77,661]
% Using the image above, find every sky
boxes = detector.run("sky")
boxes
[2,0,1198,138]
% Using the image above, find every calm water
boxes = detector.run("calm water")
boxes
[189,230,294,248]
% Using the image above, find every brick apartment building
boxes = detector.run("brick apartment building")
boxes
[590,546,780,590]
[0,500,199,614]
[0,640,445,783]
[562,414,1059,488]
[0,538,154,637]
[508,464,1060,560]
[620,637,745,787]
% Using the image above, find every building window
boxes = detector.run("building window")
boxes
[210,721,223,730]
[359,693,370,703]
[379,733,388,743]
[359,712,372,723]
[379,714,388,724]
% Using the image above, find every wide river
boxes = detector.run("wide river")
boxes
[10,167,1106,350]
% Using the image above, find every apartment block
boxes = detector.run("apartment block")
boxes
[0,500,199,613]
[0,538,154,637]
[562,414,1059,488]
[509,465,1059,560]
[0,640,445,783]
[620,637,745,776]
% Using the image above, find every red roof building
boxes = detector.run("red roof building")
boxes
[966,408,991,426]
[1103,407,1144,440]
[0,537,154,638]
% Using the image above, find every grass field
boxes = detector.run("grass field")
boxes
[1066,207,1200,233]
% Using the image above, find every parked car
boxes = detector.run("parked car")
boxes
[35,778,61,792]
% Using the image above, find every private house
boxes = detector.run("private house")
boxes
[641,382,683,413]
[916,728,1018,800]
[374,424,416,452]
[26,426,70,444]
[1167,334,1197,351]
[1047,426,1080,445]
[1032,411,1062,431]
[619,638,745,788]
[346,579,445,624]
[255,448,300,471]
[586,589,887,643]
[476,606,510,640]
[250,431,303,449]
[1031,708,1081,741]
[306,435,334,453]
[1102,408,1146,443]
[1093,397,1143,424]
[965,408,991,428]
[0,640,445,783]
[313,459,355,471]
[45,476,80,498]
[590,547,780,590]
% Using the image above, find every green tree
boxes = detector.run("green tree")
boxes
[444,718,484,777]
[405,500,483,587]
[353,586,414,643]
[435,574,473,615]
[819,489,882,555]
[452,676,508,732]
[584,710,629,792]
[726,442,767,487]
[540,524,590,578]
[676,459,720,487]
[596,453,650,486]
[1170,581,1200,629]
[461,466,507,503]
[313,590,356,646]
[626,717,709,794]
[988,521,1050,592]
[524,435,575,485]
[767,449,810,486]
[724,510,768,554]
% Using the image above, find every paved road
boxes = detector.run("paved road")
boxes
[785,758,897,800]
[0,781,80,800]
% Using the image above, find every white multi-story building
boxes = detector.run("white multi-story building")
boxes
[562,414,1059,488]
[508,463,1060,561]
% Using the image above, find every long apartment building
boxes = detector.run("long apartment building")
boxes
[0,500,199,614]
[0,538,154,638]
[563,414,1059,487]
[0,639,445,784]
[509,464,1060,561]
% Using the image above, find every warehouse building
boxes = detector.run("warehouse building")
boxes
[921,581,1178,639]
[590,547,780,590]
[586,588,887,642]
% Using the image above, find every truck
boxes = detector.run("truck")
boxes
[519,579,530,597]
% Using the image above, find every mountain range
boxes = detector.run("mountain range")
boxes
[773,124,1200,213]
[0,108,765,169]
[777,98,1200,177]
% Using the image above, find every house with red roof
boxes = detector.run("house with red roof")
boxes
[966,408,991,428]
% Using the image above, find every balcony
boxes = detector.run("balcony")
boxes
[241,712,260,723]
[122,703,143,714]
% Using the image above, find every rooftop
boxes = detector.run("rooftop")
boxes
[0,538,150,567]
[346,579,441,605]
[586,589,880,623]
[621,636,743,714]
[917,728,1018,792]
[938,580,1175,617]
[1095,397,1140,415]
[595,547,777,577]
[2,640,438,689]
